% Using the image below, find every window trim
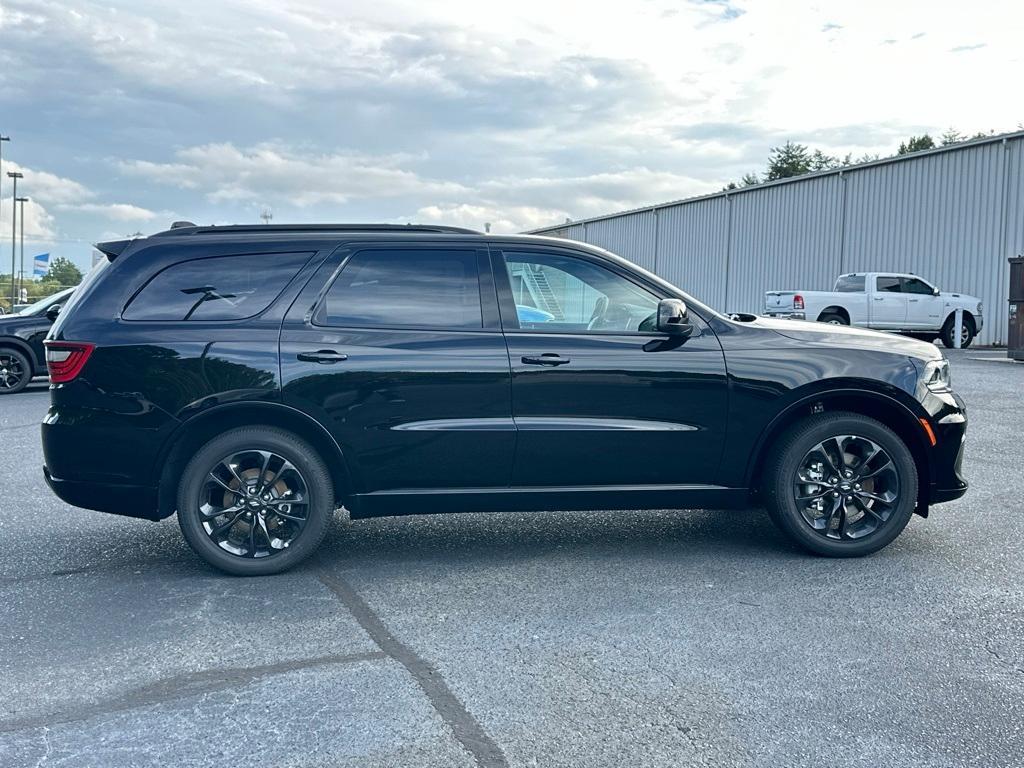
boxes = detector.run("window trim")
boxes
[120,250,316,323]
[489,245,701,338]
[309,244,497,333]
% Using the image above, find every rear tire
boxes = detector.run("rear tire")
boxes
[0,348,32,394]
[818,312,848,326]
[177,427,334,576]
[763,412,918,557]
[940,314,975,349]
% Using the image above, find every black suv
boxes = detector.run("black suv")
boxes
[0,287,76,394]
[42,223,968,575]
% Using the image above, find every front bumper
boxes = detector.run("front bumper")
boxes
[43,466,162,521]
[926,405,968,505]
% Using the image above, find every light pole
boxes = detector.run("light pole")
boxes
[0,135,9,256]
[16,197,28,299]
[7,171,22,310]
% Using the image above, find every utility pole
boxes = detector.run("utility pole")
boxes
[16,197,27,299]
[0,135,8,260]
[7,171,22,310]
[260,208,272,225]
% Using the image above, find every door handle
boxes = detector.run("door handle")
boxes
[521,353,571,366]
[297,350,349,364]
[873,296,884,301]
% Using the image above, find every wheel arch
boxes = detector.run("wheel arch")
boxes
[745,387,933,516]
[943,309,976,330]
[155,401,355,519]
[817,306,850,323]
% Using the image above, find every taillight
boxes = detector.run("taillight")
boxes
[793,294,805,310]
[44,341,95,383]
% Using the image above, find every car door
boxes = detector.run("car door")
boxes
[491,245,729,488]
[871,275,907,328]
[280,241,514,494]
[901,276,941,328]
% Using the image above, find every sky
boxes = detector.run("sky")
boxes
[0,0,1021,273]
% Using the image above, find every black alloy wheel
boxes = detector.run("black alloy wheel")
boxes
[0,349,31,394]
[764,412,918,557]
[177,427,333,575]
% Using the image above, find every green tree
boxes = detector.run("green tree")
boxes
[43,257,83,288]
[940,128,964,146]
[764,142,812,180]
[897,134,935,154]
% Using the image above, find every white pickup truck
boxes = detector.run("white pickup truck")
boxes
[765,272,984,348]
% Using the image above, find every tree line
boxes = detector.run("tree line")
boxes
[724,128,1007,190]
[1,256,83,312]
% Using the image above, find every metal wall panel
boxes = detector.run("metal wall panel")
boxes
[727,174,844,315]
[842,142,1008,344]
[533,133,1024,345]
[581,211,658,272]
[654,198,730,310]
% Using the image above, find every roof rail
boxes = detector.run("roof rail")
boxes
[150,223,483,237]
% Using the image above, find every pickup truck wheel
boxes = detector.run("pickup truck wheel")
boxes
[818,312,848,325]
[177,427,334,576]
[764,412,917,557]
[940,314,975,349]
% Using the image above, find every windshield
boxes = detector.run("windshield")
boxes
[16,287,76,316]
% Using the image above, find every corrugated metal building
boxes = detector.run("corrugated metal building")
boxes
[529,130,1024,345]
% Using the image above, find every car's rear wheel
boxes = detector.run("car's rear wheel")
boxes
[940,314,975,349]
[818,312,848,326]
[764,412,918,557]
[0,348,32,394]
[177,427,334,575]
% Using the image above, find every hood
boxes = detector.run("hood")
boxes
[749,316,943,362]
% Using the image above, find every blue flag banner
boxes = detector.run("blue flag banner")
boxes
[32,253,49,277]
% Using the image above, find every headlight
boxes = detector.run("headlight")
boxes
[922,359,951,392]
[977,301,983,315]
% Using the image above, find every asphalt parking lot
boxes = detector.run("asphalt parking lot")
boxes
[0,349,1021,767]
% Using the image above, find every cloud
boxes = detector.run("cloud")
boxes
[58,202,161,222]
[120,142,470,206]
[0,196,57,242]
[950,43,986,53]
[2,162,92,205]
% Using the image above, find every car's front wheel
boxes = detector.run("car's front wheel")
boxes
[177,427,334,575]
[940,314,975,349]
[764,412,918,557]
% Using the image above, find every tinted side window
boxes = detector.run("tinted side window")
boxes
[317,249,482,329]
[876,276,901,293]
[901,278,933,295]
[502,251,658,333]
[835,275,865,292]
[124,252,313,321]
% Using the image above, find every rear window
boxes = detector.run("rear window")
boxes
[876,276,901,293]
[316,248,482,329]
[123,252,313,321]
[834,275,865,292]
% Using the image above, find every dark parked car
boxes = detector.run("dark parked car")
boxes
[42,223,968,575]
[0,287,76,394]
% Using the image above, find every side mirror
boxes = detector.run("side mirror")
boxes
[46,304,62,321]
[656,298,694,338]
[932,287,940,296]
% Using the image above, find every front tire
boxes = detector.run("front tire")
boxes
[940,314,975,349]
[177,427,334,576]
[764,413,918,557]
[0,348,32,394]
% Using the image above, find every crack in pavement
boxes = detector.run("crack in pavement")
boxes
[316,567,508,768]
[0,650,387,734]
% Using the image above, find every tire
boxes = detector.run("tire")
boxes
[0,347,32,395]
[818,312,848,326]
[940,314,975,349]
[763,412,918,557]
[177,426,334,576]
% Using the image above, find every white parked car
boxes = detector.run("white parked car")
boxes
[765,272,983,348]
